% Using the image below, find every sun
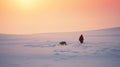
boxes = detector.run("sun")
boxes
[13,0,44,10]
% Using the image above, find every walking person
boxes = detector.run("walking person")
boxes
[79,34,84,44]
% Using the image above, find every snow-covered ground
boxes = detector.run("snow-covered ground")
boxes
[0,27,120,67]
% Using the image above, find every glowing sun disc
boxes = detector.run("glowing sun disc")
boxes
[13,0,43,10]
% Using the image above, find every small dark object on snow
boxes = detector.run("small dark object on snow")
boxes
[59,41,67,45]
[79,34,84,44]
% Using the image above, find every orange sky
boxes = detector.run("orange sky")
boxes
[0,0,120,34]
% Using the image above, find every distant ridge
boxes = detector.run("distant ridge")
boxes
[90,27,120,31]
[0,27,120,36]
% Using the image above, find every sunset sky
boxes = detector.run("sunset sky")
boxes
[0,0,120,34]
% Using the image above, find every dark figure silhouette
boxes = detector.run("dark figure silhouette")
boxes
[79,34,84,44]
[59,41,67,45]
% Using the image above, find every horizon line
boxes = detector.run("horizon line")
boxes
[0,26,120,35]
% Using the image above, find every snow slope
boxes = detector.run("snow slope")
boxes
[0,27,120,67]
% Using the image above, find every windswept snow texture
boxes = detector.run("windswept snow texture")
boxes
[0,27,120,67]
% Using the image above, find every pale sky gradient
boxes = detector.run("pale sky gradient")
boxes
[0,0,120,34]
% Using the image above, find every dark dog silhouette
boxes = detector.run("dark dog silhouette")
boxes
[59,41,67,45]
[79,34,84,44]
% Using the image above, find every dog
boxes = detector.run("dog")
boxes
[59,41,67,45]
